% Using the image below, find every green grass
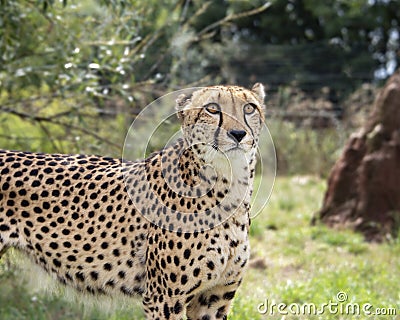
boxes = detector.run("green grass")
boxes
[1,176,399,319]
[232,176,399,320]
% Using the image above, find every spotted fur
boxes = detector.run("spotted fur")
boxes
[0,84,265,320]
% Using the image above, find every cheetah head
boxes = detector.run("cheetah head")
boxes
[176,84,265,170]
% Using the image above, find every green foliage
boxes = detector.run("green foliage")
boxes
[268,120,344,176]
[222,0,398,93]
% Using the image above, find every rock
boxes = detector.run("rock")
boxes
[313,70,400,241]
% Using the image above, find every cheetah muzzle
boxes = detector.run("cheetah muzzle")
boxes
[0,84,266,320]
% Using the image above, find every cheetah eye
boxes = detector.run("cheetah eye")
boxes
[204,103,220,115]
[244,103,256,115]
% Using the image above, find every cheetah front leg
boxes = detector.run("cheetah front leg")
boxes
[186,282,240,320]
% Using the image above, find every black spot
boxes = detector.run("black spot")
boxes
[46,178,54,185]
[33,207,42,214]
[0,224,10,231]
[67,255,77,262]
[62,179,71,187]
[53,259,62,267]
[21,200,29,207]
[193,268,200,277]
[163,303,171,320]
[83,243,91,251]
[76,272,85,281]
[216,306,226,319]
[21,211,30,218]
[42,202,50,209]
[199,294,208,306]
[41,191,49,198]
[49,242,58,249]
[173,301,182,314]
[63,241,72,248]
[105,279,115,287]
[23,228,30,237]
[101,182,108,189]
[29,169,38,176]
[31,180,40,187]
[30,193,39,201]
[183,249,191,259]
[223,291,236,300]
[230,240,238,248]
[90,271,98,280]
[57,217,64,223]
[101,242,108,249]
[174,256,180,266]
[104,263,112,271]
[209,294,220,305]
[207,261,215,270]
[181,275,188,285]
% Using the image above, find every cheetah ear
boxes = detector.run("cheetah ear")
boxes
[251,83,266,102]
[175,93,191,120]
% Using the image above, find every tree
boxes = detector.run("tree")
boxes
[220,0,399,95]
[0,0,185,154]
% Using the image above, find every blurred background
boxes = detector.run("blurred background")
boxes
[1,1,399,319]
[1,0,398,175]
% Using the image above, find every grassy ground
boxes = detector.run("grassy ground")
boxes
[0,176,399,319]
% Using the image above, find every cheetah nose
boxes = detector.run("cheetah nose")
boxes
[228,130,247,143]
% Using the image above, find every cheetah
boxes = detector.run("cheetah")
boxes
[0,83,266,319]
